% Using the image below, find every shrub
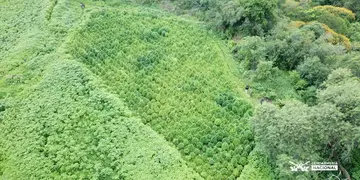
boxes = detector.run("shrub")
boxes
[233,36,266,70]
[313,5,356,22]
[297,56,331,86]
[253,61,275,81]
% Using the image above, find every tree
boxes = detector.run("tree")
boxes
[205,0,278,36]
[238,145,273,180]
[233,36,266,70]
[298,86,317,105]
[336,52,360,78]
[241,0,279,36]
[267,22,317,70]
[253,61,276,81]
[318,68,360,126]
[214,0,245,33]
[311,0,360,22]
[297,56,331,86]
[252,68,360,179]
[349,22,360,41]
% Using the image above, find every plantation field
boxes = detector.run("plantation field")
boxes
[67,4,256,180]
[0,61,202,179]
[0,0,262,179]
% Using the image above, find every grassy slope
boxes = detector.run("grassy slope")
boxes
[0,61,201,179]
[0,0,201,179]
[67,3,257,179]
[0,0,274,179]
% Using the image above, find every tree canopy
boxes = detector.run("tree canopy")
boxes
[252,68,360,179]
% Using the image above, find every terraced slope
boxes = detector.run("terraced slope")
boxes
[1,0,258,179]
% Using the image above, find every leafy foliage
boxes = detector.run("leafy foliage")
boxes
[169,0,279,36]
[0,62,201,179]
[234,21,347,71]
[283,3,355,36]
[67,7,254,180]
[297,56,331,86]
[238,145,274,180]
[232,20,350,101]
[312,0,360,23]
[313,5,356,22]
[2,0,360,179]
[252,69,360,179]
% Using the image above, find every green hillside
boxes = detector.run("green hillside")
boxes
[0,61,202,179]
[2,0,360,179]
[67,5,256,179]
[0,0,206,179]
[0,0,258,179]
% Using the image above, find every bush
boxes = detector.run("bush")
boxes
[313,5,355,22]
[253,61,276,81]
[297,56,331,86]
[349,22,360,41]
[233,36,266,70]
[298,86,318,105]
[174,0,278,36]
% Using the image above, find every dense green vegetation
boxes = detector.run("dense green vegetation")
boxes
[67,7,254,179]
[1,0,359,179]
[1,0,255,179]
[0,62,201,179]
[0,0,201,179]
[253,68,360,179]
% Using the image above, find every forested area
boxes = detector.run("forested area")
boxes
[0,0,359,179]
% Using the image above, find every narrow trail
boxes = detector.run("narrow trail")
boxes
[212,39,261,110]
